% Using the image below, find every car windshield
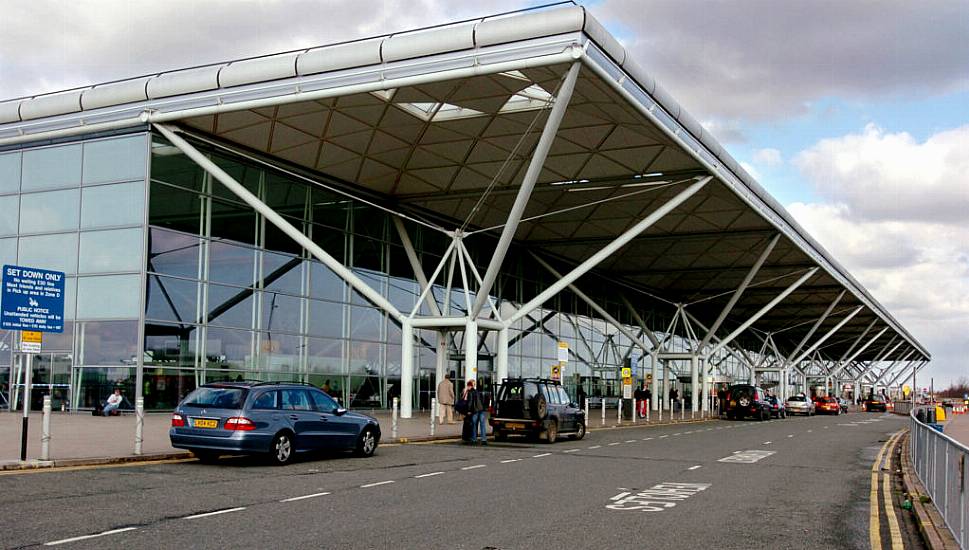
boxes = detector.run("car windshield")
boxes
[182,387,248,409]
[788,396,806,402]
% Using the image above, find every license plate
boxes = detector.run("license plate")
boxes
[193,418,218,429]
[506,422,525,430]
[729,400,736,406]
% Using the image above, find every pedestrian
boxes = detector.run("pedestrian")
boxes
[644,386,652,412]
[436,373,455,424]
[577,384,586,409]
[322,380,331,394]
[641,385,652,417]
[461,380,487,445]
[102,388,124,416]
[670,386,679,411]
[634,384,645,417]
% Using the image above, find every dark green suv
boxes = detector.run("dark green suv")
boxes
[489,378,586,443]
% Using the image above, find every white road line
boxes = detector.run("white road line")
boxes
[500,459,522,463]
[563,449,580,453]
[414,472,445,478]
[280,492,331,502]
[608,442,621,446]
[360,480,395,488]
[763,441,772,445]
[589,445,602,449]
[45,528,138,546]
[787,435,794,438]
[532,453,551,458]
[461,464,486,470]
[688,465,702,470]
[673,432,682,436]
[184,507,246,520]
[807,429,813,433]
[625,440,637,443]
[642,437,654,441]
[659,435,669,439]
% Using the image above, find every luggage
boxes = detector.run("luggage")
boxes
[461,415,473,441]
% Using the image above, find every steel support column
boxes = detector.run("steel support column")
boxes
[470,61,582,318]
[650,351,659,411]
[464,320,478,385]
[401,320,415,418]
[496,327,509,384]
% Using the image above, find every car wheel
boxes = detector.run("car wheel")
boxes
[545,420,558,444]
[572,421,586,440]
[532,395,548,419]
[355,427,378,457]
[269,432,294,465]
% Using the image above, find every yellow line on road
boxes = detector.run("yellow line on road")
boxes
[870,430,903,550]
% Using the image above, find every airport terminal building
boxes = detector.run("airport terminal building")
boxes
[0,5,928,414]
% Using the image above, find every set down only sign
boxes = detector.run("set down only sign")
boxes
[1,265,66,333]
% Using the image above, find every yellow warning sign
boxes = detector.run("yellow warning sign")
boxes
[550,364,561,381]
[621,367,632,379]
[21,331,42,353]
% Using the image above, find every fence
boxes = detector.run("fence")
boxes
[910,407,968,549]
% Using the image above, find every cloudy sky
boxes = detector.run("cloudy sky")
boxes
[2,0,966,386]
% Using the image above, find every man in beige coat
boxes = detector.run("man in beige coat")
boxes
[436,373,456,424]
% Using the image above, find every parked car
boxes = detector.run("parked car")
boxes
[836,397,849,414]
[863,396,888,412]
[814,396,841,415]
[766,395,787,419]
[723,384,772,421]
[490,378,585,443]
[785,394,815,416]
[170,381,381,465]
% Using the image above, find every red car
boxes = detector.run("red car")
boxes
[813,396,842,415]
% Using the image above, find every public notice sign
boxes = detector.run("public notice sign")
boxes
[1,264,65,333]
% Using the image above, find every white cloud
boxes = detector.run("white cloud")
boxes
[738,161,761,181]
[753,148,783,168]
[793,123,969,224]
[787,123,969,385]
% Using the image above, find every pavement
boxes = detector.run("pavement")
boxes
[0,407,703,468]
[0,411,917,549]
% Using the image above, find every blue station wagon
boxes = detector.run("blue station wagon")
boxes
[170,381,381,464]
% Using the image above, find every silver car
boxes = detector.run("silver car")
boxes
[785,394,815,416]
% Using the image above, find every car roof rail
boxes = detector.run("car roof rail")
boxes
[252,380,318,387]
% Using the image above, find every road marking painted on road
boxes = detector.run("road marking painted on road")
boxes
[500,459,522,463]
[589,445,602,449]
[361,480,395,488]
[625,440,637,443]
[607,482,712,512]
[532,453,551,458]
[787,435,794,438]
[659,435,669,438]
[718,450,776,463]
[763,441,772,445]
[280,492,331,502]
[673,432,682,436]
[807,429,813,433]
[184,507,246,520]
[461,464,486,470]
[838,423,857,427]
[563,449,580,453]
[608,442,621,446]
[688,465,702,470]
[642,437,654,441]
[45,527,138,546]
[414,472,445,478]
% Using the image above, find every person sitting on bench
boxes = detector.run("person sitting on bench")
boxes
[102,388,124,416]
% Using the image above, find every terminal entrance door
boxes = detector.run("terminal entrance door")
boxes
[448,354,494,396]
[8,353,72,411]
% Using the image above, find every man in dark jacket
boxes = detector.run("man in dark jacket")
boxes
[462,380,487,445]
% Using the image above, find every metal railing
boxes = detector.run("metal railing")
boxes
[910,407,968,548]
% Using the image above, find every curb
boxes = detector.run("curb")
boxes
[898,431,961,550]
[1,416,719,470]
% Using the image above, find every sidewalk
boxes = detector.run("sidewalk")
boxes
[0,408,710,470]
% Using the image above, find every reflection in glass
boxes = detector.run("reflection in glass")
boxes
[261,291,302,334]
[76,275,140,319]
[18,233,78,274]
[205,327,253,370]
[82,134,147,184]
[208,240,255,287]
[206,283,255,329]
[143,367,196,410]
[210,199,256,244]
[78,320,139,365]
[306,337,344,375]
[262,252,304,295]
[78,228,144,273]
[146,275,199,324]
[148,182,203,234]
[0,237,16,270]
[19,188,80,233]
[349,305,382,341]
[151,137,205,191]
[0,152,20,194]
[309,260,345,301]
[81,181,146,229]
[145,322,199,369]
[307,299,343,339]
[257,332,302,372]
[147,228,201,280]
[22,144,82,191]
[0,195,18,236]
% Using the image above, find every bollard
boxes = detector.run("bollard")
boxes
[134,396,144,455]
[430,397,437,437]
[601,399,606,426]
[617,398,622,424]
[646,399,650,423]
[681,399,685,421]
[392,397,399,439]
[632,398,637,424]
[41,395,51,461]
[584,399,589,423]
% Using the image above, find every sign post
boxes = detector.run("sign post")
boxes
[2,265,65,462]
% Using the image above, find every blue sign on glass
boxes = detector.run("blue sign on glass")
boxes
[1,264,66,333]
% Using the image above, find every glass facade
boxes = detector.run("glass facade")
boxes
[1,131,744,412]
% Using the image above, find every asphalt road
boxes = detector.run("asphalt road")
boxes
[0,412,909,549]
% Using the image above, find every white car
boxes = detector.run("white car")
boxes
[785,394,815,416]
